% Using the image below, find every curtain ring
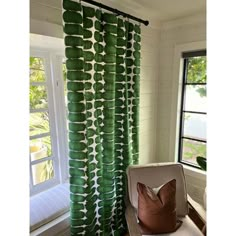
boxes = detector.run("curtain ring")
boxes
[99,0,102,11]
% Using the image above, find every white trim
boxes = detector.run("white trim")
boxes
[45,50,61,187]
[30,33,65,53]
[30,19,63,39]
[51,54,69,183]
[169,41,206,163]
[31,177,59,194]
[161,11,206,30]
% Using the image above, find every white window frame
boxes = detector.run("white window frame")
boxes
[169,41,206,164]
[30,35,68,196]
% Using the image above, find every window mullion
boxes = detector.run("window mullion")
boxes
[30,132,50,140]
[43,53,60,184]
[183,110,207,115]
[30,108,48,113]
[182,136,207,143]
[31,156,54,165]
[30,82,47,86]
[185,82,206,86]
[29,154,33,189]
[50,54,69,183]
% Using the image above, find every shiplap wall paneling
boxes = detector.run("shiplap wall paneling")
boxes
[139,25,160,164]
[156,12,206,205]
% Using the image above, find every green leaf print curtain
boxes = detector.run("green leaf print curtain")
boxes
[63,0,141,235]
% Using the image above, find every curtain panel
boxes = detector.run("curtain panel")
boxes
[63,0,141,235]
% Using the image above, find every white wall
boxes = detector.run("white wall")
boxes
[30,0,63,38]
[156,12,206,205]
[139,25,160,164]
[30,0,161,165]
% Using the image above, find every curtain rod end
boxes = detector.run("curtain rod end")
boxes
[144,20,149,26]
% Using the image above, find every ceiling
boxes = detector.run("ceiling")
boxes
[31,0,206,24]
[99,0,206,22]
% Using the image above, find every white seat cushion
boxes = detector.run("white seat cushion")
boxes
[143,216,203,236]
[30,183,70,232]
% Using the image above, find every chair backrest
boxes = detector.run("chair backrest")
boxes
[126,162,188,216]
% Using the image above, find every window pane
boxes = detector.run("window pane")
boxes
[184,85,207,112]
[30,85,48,109]
[186,56,206,83]
[181,139,206,165]
[30,69,46,82]
[30,57,44,70]
[32,160,54,185]
[62,62,67,104]
[62,61,69,132]
[183,113,206,140]
[30,136,52,161]
[30,112,50,136]
[30,57,46,82]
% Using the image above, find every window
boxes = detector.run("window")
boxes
[30,49,68,195]
[178,50,207,168]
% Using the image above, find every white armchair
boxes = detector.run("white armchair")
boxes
[125,163,205,236]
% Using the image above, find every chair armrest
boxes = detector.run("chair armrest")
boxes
[187,194,206,224]
[125,202,142,236]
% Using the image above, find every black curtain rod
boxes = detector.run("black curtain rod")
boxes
[80,0,149,26]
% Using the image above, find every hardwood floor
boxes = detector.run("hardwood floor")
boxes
[188,206,206,235]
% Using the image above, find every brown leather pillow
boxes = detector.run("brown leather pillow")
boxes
[137,179,182,234]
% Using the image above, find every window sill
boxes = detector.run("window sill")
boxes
[30,211,70,236]
[183,164,206,180]
[30,182,70,233]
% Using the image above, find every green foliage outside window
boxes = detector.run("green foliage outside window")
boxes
[183,139,206,160]
[187,56,207,97]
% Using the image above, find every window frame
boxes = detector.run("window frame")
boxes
[30,46,68,196]
[169,41,206,170]
[178,50,207,169]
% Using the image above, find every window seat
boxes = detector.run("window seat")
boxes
[30,183,70,232]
